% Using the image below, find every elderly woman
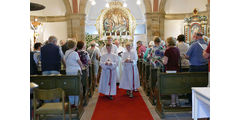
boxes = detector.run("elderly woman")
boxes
[77,40,91,105]
[163,37,180,71]
[87,41,101,85]
[119,42,140,98]
[77,40,91,69]
[64,40,82,107]
[149,37,165,68]
[176,34,189,67]
[143,41,154,62]
[163,37,180,107]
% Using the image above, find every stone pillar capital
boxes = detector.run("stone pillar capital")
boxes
[66,13,86,41]
[67,13,86,20]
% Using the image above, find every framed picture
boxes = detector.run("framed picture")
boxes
[189,23,202,42]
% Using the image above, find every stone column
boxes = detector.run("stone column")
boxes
[66,14,86,41]
[79,14,86,41]
[145,13,153,42]
[159,13,165,40]
[151,12,160,37]
[147,12,165,41]
[66,15,73,38]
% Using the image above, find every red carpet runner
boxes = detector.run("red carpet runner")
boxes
[91,88,154,120]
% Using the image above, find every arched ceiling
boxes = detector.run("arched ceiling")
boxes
[30,0,208,18]
[86,0,145,25]
[30,0,66,16]
[165,0,208,14]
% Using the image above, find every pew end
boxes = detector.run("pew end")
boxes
[30,71,86,120]
[154,72,209,118]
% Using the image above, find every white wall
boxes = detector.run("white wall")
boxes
[165,0,208,14]
[164,20,184,40]
[33,22,67,44]
[86,0,145,21]
[134,34,147,46]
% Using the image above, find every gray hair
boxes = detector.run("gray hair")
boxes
[48,36,57,44]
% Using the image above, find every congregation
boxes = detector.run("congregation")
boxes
[30,32,210,107]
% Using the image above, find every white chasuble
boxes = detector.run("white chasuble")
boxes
[119,49,140,90]
[98,53,119,95]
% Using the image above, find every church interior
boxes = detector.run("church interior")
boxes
[29,0,211,120]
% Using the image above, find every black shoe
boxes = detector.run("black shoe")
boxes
[109,95,113,100]
[126,90,130,95]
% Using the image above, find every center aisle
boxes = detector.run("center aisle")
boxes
[91,87,154,120]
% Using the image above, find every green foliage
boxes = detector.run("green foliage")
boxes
[85,33,103,48]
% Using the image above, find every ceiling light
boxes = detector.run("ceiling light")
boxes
[137,0,141,5]
[91,1,96,6]
[106,3,110,8]
[123,2,127,7]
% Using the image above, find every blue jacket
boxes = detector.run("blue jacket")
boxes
[41,43,61,72]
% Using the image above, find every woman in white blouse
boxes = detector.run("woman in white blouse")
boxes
[64,40,82,107]
[176,34,190,67]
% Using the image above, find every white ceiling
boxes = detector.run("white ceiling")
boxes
[165,0,208,14]
[30,0,66,16]
[30,0,208,17]
[86,0,145,24]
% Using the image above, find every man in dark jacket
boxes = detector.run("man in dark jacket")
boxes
[41,36,65,75]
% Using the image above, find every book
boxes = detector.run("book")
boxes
[198,42,208,50]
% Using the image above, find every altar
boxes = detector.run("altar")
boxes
[184,8,208,44]
[95,1,136,41]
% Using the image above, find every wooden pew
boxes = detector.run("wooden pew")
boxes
[141,61,146,90]
[89,63,96,97]
[148,64,161,105]
[88,63,96,97]
[81,68,89,106]
[88,64,93,97]
[143,61,151,96]
[154,72,208,118]
[30,73,84,119]
[137,59,143,85]
[180,66,190,72]
[91,63,96,93]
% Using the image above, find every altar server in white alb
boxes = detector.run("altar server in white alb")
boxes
[98,43,119,100]
[119,42,140,98]
[115,40,125,84]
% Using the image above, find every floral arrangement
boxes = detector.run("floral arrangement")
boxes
[85,33,104,48]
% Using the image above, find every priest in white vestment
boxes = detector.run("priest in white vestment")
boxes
[114,40,125,83]
[101,36,118,55]
[98,43,119,100]
[119,42,140,98]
